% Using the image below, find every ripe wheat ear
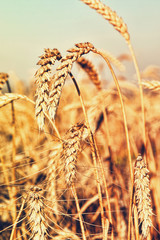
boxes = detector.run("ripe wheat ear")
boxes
[28,186,48,240]
[48,42,95,120]
[62,123,85,185]
[81,0,130,41]
[0,72,9,92]
[35,48,62,130]
[134,155,152,239]
[77,57,101,90]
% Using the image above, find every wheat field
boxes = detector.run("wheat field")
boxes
[0,0,160,239]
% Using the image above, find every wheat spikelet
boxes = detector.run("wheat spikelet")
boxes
[28,186,47,240]
[142,80,160,91]
[35,48,62,130]
[77,57,101,90]
[0,93,28,108]
[0,72,9,92]
[48,42,95,120]
[81,0,130,41]
[63,123,85,185]
[134,154,152,239]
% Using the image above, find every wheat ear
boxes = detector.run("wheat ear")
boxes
[48,42,95,120]
[63,123,85,185]
[134,155,152,239]
[77,57,101,90]
[0,72,9,92]
[142,80,160,91]
[35,48,62,130]
[81,0,130,41]
[28,187,47,240]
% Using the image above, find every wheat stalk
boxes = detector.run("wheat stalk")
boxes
[46,151,60,218]
[77,57,101,90]
[134,155,152,239]
[35,48,62,130]
[63,123,85,185]
[0,72,9,92]
[99,50,126,72]
[48,42,95,120]
[28,186,47,240]
[81,0,130,41]
[81,0,146,160]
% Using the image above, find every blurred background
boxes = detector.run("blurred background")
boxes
[0,0,160,82]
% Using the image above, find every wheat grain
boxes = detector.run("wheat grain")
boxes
[134,154,152,239]
[0,73,9,92]
[28,186,47,240]
[48,42,95,120]
[63,123,85,185]
[77,57,101,90]
[35,48,62,130]
[81,0,130,41]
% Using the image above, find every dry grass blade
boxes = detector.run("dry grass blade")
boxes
[48,42,95,120]
[134,155,152,239]
[28,186,47,240]
[63,123,85,185]
[0,72,9,92]
[77,57,101,90]
[81,0,130,41]
[35,48,62,130]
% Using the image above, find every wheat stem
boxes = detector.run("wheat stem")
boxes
[70,72,105,239]
[72,183,87,240]
[10,199,25,240]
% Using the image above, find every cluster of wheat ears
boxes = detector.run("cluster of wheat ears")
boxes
[0,0,160,239]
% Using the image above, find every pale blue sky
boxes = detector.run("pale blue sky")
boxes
[0,0,160,82]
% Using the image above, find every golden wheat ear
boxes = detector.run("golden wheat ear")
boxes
[142,80,160,91]
[81,0,130,41]
[134,154,152,239]
[62,123,85,185]
[76,57,101,90]
[0,73,9,93]
[28,187,48,240]
[48,42,95,120]
[35,48,62,130]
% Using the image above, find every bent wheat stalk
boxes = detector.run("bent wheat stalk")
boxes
[95,49,133,240]
[48,42,95,120]
[69,72,105,239]
[81,0,146,157]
